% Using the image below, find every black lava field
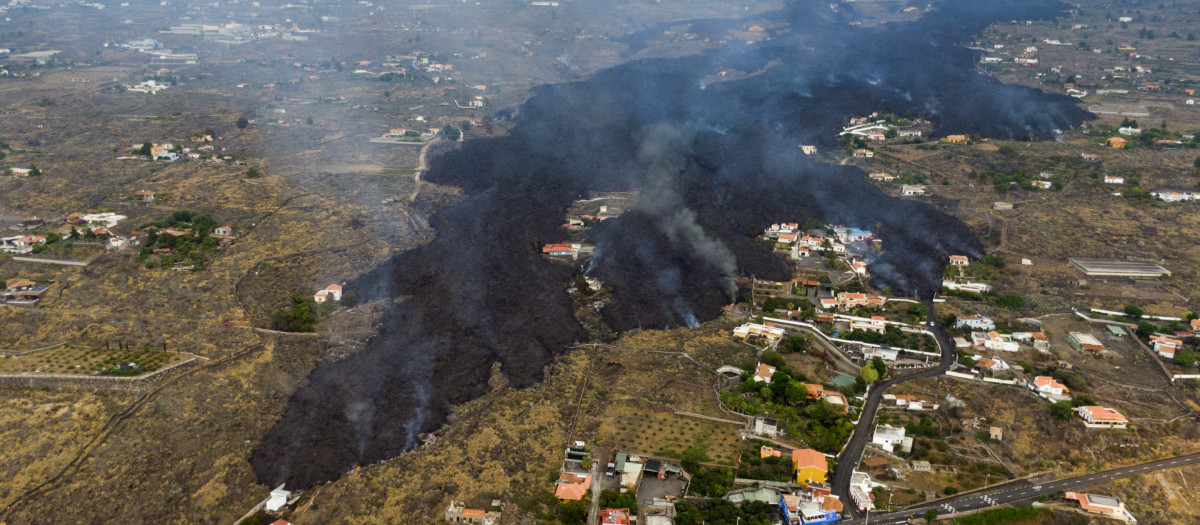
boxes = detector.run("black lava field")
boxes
[252,0,1092,487]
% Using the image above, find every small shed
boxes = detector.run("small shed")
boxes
[989,427,1004,441]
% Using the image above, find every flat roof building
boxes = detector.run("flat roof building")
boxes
[1068,258,1171,278]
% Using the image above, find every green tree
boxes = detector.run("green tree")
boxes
[871,357,888,379]
[1175,348,1196,367]
[560,500,588,525]
[574,274,592,296]
[784,381,809,406]
[1124,304,1144,318]
[482,114,495,133]
[460,120,471,132]
[924,508,939,522]
[761,349,785,369]
[245,166,261,178]
[1049,400,1074,420]
[442,124,461,141]
[236,116,249,129]
[958,355,975,368]
[995,294,1026,309]
[980,254,1005,268]
[139,142,152,156]
[859,365,879,384]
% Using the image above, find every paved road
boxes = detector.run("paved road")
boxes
[831,300,957,517]
[839,452,1200,524]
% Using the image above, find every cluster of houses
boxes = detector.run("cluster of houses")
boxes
[0,234,47,254]
[2,278,48,304]
[761,223,879,266]
[2,212,143,254]
[953,317,1051,354]
[1152,190,1200,202]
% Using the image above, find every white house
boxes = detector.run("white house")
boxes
[871,424,911,454]
[863,346,898,362]
[955,315,995,331]
[1117,127,1142,136]
[800,145,817,155]
[1032,376,1069,397]
[265,487,291,512]
[753,362,777,383]
[733,323,786,344]
[214,225,232,236]
[944,281,992,294]
[948,255,969,266]
[80,213,127,229]
[900,185,926,196]
[313,284,343,303]
[1104,175,1124,184]
[849,316,887,334]
[1075,406,1128,429]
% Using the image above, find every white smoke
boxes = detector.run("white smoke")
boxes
[635,124,739,301]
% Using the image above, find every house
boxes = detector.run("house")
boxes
[1103,175,1124,184]
[780,491,843,525]
[1081,153,1100,162]
[1150,334,1184,359]
[979,331,1019,352]
[974,356,1010,372]
[862,346,898,363]
[945,135,968,144]
[1031,180,1053,190]
[265,487,291,512]
[836,292,886,308]
[945,281,991,294]
[150,144,179,161]
[1021,258,1032,265]
[910,460,931,472]
[9,167,32,176]
[753,362,778,383]
[5,235,47,253]
[849,316,887,334]
[800,145,817,155]
[541,243,577,257]
[848,471,878,513]
[445,501,500,525]
[761,446,784,459]
[955,315,995,331]
[1075,406,1128,429]
[989,427,1004,441]
[871,424,911,454]
[993,201,1014,211]
[81,213,127,229]
[948,255,969,266]
[1191,319,1200,333]
[803,383,848,410]
[898,129,922,137]
[900,184,926,196]
[752,417,779,437]
[1118,127,1141,136]
[1105,137,1127,148]
[1033,376,1069,396]
[554,473,592,501]
[884,394,940,411]
[1031,332,1050,351]
[853,148,873,158]
[861,457,890,471]
[869,172,895,182]
[1068,332,1105,352]
[1153,191,1200,202]
[2,278,47,303]
[791,448,828,485]
[313,284,343,303]
[213,225,232,236]
[598,508,632,525]
[133,190,157,201]
[734,323,786,344]
[1065,492,1137,523]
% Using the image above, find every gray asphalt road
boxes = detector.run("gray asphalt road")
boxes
[831,301,957,518]
[839,451,1200,524]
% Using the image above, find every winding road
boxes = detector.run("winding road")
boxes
[840,451,1200,524]
[830,300,957,518]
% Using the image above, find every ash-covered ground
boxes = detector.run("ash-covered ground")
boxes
[253,0,1091,487]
